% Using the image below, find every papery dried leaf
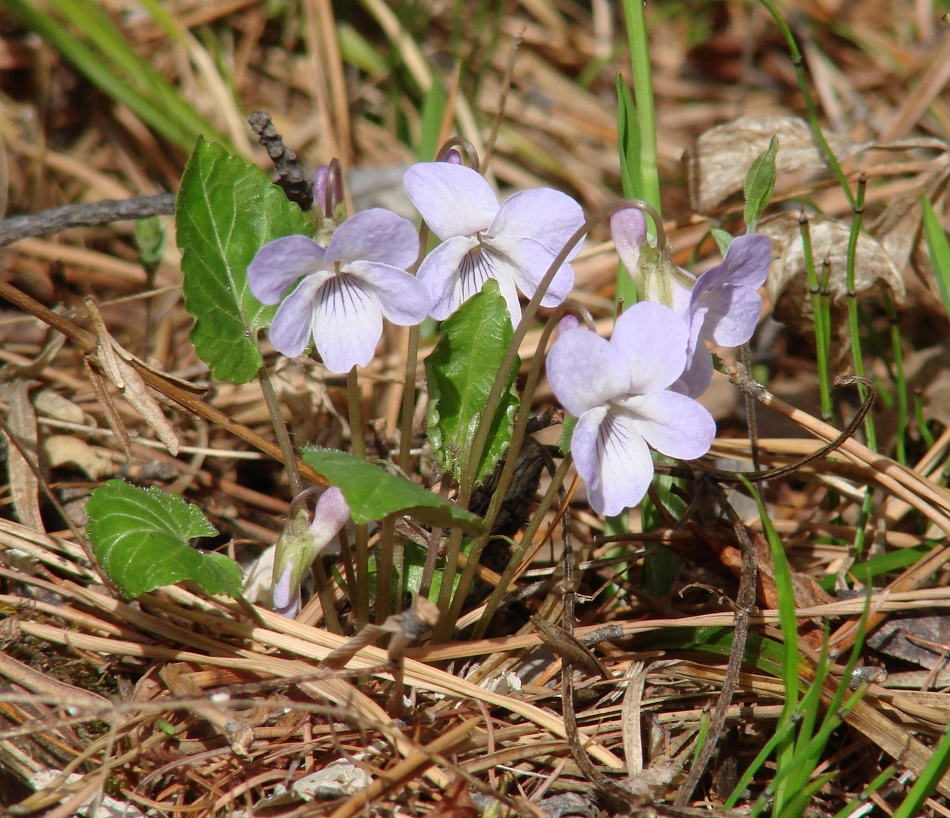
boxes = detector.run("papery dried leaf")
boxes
[685,115,859,213]
[760,211,906,304]
[0,380,43,532]
[108,355,180,455]
[759,211,905,361]
[870,162,950,280]
[34,388,86,425]
[85,298,180,456]
[44,435,113,480]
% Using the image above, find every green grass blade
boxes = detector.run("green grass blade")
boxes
[891,721,950,818]
[8,0,230,152]
[922,194,950,320]
[418,72,447,161]
[742,478,799,813]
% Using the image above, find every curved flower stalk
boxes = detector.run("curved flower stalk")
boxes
[248,208,430,373]
[403,162,585,325]
[547,301,716,517]
[612,207,772,398]
[272,487,350,619]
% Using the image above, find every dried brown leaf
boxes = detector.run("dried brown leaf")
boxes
[759,211,905,360]
[0,380,43,532]
[870,161,950,277]
[85,298,180,456]
[43,435,113,480]
[685,114,859,214]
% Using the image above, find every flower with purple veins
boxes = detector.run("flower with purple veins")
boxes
[547,301,716,517]
[272,486,350,619]
[403,162,585,325]
[248,208,430,373]
[676,234,772,397]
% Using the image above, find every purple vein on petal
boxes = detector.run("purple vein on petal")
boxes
[459,247,496,301]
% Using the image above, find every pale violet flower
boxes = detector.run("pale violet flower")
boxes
[677,234,772,397]
[272,487,350,619]
[248,208,430,373]
[547,302,716,517]
[403,162,585,324]
[611,208,772,398]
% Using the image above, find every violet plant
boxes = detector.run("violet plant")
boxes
[84,126,773,639]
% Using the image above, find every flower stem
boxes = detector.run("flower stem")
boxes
[399,222,431,473]
[256,364,301,497]
[799,211,833,420]
[346,366,370,628]
[759,0,855,209]
[397,325,421,475]
[447,306,567,637]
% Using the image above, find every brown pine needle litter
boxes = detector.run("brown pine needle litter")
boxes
[3,0,950,815]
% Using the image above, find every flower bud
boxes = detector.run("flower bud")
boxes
[272,487,350,618]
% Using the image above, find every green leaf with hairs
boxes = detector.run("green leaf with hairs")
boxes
[86,480,241,599]
[302,448,484,535]
[425,279,519,487]
[176,138,311,384]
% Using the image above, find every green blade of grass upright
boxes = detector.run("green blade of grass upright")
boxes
[742,477,800,814]
[620,0,660,217]
[615,76,641,307]
[417,71,447,161]
[891,730,950,818]
[922,194,950,318]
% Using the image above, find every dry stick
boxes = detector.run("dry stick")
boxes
[481,28,523,173]
[0,193,175,246]
[0,281,328,487]
[558,539,631,812]
[674,482,757,807]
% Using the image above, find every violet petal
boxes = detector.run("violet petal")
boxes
[547,327,631,417]
[269,275,325,357]
[324,208,419,269]
[312,275,382,372]
[489,188,585,259]
[404,162,499,239]
[611,302,689,393]
[416,237,478,320]
[248,235,326,304]
[618,392,716,460]
[488,235,575,308]
[347,260,431,325]
[611,207,648,275]
[572,405,654,517]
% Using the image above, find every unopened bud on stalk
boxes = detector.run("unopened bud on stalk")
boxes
[272,486,349,618]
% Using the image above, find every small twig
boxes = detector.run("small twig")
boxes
[558,524,631,811]
[674,481,757,806]
[0,193,175,246]
[482,28,523,173]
